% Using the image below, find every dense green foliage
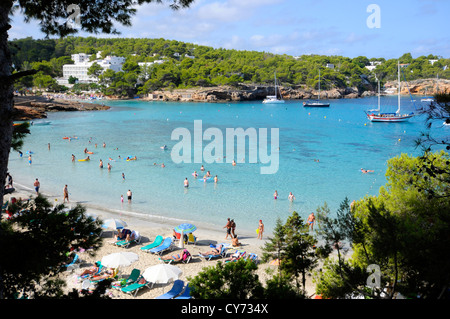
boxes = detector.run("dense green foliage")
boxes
[9,37,450,97]
[0,196,106,299]
[261,212,317,295]
[314,152,450,299]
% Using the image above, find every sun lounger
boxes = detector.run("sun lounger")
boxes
[155,280,184,299]
[115,231,141,248]
[198,244,229,261]
[148,237,173,255]
[64,253,82,272]
[121,279,150,297]
[140,235,163,252]
[225,250,246,263]
[90,268,118,283]
[245,253,259,264]
[186,233,197,245]
[78,262,103,281]
[112,268,141,289]
[175,283,192,299]
[159,249,192,264]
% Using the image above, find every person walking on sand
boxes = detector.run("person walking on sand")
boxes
[257,220,264,240]
[63,185,69,203]
[34,178,40,195]
[224,218,232,239]
[127,189,132,203]
[307,212,316,231]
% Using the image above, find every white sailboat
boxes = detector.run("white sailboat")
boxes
[263,72,285,104]
[366,61,414,122]
[303,69,330,107]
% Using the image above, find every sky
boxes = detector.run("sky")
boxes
[8,0,450,59]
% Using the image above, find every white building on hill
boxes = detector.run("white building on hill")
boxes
[60,52,125,84]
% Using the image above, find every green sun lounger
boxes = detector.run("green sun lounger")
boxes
[121,280,150,297]
[139,235,163,252]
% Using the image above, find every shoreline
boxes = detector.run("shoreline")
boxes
[3,182,321,299]
[9,177,266,239]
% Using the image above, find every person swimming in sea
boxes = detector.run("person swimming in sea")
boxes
[360,168,374,173]
[273,190,278,199]
[193,171,198,178]
[184,178,189,188]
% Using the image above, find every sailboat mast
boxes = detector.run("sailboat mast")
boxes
[378,79,380,111]
[274,71,278,99]
[318,69,321,101]
[397,61,401,114]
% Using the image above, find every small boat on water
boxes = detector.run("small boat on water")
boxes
[303,69,330,107]
[263,71,285,104]
[31,120,51,126]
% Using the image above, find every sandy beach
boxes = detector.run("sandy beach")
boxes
[2,182,317,299]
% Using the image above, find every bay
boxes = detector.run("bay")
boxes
[8,96,445,235]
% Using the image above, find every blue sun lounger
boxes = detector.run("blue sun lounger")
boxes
[198,244,229,261]
[155,280,184,299]
[140,235,163,252]
[148,237,173,255]
[175,283,192,299]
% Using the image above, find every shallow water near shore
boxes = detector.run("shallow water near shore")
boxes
[8,96,446,234]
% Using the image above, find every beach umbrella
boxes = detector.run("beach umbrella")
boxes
[174,223,196,248]
[174,223,197,234]
[142,264,182,284]
[101,252,139,268]
[102,218,127,230]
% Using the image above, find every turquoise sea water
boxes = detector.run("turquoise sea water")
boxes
[7,96,446,235]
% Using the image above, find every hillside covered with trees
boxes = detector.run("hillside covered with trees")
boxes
[9,37,450,98]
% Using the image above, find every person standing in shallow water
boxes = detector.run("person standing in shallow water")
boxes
[34,178,40,195]
[127,189,132,203]
[63,185,69,203]
[257,220,264,240]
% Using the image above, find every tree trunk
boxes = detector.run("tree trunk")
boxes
[0,2,14,209]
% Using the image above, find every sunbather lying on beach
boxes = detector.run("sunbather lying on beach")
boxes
[199,245,223,256]
[79,262,101,277]
[91,268,116,281]
[225,251,245,262]
[160,254,182,262]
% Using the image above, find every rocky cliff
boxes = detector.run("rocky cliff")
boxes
[142,84,366,103]
[385,78,450,95]
[12,95,110,120]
